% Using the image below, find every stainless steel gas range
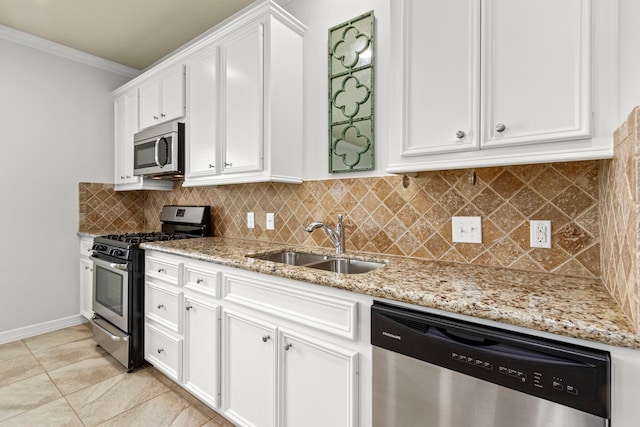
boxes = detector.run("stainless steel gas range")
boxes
[90,205,211,371]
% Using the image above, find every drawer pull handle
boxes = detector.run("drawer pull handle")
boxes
[262,335,270,342]
[196,278,204,284]
[157,304,164,309]
[157,348,164,354]
[284,343,293,351]
[186,305,193,311]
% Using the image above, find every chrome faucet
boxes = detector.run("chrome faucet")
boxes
[305,214,345,255]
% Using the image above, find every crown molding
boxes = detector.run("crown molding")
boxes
[0,24,140,79]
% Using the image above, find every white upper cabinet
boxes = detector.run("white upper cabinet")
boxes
[400,0,480,156]
[185,45,219,178]
[387,0,617,173]
[113,88,172,191]
[481,0,590,148]
[139,64,186,130]
[114,89,139,186]
[183,2,305,186]
[220,24,264,175]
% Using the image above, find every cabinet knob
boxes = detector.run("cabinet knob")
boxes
[153,115,159,120]
[157,268,165,273]
[456,130,466,139]
[120,175,125,179]
[284,343,293,351]
[495,123,506,133]
[196,278,204,284]
[262,335,271,342]
[208,164,215,169]
[157,304,164,309]
[161,113,166,118]
[126,175,131,179]
[224,162,233,167]
[186,304,193,311]
[157,348,164,354]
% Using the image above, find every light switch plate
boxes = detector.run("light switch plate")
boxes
[266,213,275,230]
[452,216,482,243]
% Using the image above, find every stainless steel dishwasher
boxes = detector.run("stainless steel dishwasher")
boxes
[371,302,610,427]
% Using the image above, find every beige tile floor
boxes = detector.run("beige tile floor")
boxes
[0,323,235,426]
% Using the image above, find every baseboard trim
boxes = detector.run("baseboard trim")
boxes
[0,314,88,345]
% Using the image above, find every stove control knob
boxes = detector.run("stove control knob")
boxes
[94,245,107,252]
[110,249,123,257]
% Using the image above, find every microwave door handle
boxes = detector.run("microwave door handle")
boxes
[154,137,162,168]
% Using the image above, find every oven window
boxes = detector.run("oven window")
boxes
[95,265,124,316]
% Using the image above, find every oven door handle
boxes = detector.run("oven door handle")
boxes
[91,317,129,342]
[109,263,128,271]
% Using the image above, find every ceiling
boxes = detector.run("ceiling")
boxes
[0,0,256,70]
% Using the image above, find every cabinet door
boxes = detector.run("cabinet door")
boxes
[186,47,219,178]
[161,65,186,122]
[79,257,93,320]
[183,295,220,409]
[222,310,276,427]
[398,0,480,156]
[481,0,591,147]
[220,24,264,174]
[114,90,141,185]
[280,331,358,427]
[139,80,160,130]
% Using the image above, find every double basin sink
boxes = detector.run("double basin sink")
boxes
[249,250,385,275]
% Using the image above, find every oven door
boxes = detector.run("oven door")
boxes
[92,256,129,332]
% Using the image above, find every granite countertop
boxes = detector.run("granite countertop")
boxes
[140,237,640,349]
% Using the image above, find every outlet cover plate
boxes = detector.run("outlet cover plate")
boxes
[530,220,551,248]
[452,216,482,243]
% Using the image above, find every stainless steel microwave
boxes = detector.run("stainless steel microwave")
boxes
[133,120,184,178]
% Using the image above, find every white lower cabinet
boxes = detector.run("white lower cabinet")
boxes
[144,250,369,426]
[144,252,221,409]
[183,294,221,409]
[222,310,277,427]
[222,310,358,427]
[79,236,94,320]
[279,330,358,427]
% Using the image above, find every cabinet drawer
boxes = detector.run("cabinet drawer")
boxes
[184,263,221,297]
[79,238,94,256]
[145,323,182,381]
[223,273,358,340]
[146,256,181,285]
[146,283,182,333]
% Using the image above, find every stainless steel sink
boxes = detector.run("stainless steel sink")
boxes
[249,251,384,274]
[308,258,385,274]
[252,251,330,266]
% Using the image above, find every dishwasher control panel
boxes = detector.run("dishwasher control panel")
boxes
[371,302,611,419]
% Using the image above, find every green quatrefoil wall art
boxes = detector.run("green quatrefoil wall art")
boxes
[328,11,375,173]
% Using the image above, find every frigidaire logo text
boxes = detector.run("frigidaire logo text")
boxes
[382,331,402,340]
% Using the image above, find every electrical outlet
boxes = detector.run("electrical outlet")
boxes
[247,212,255,229]
[266,213,275,230]
[452,216,482,243]
[530,220,551,248]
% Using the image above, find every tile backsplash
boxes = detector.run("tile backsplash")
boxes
[80,161,601,279]
[600,106,640,332]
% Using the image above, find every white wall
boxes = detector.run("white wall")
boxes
[283,0,390,181]
[618,0,640,120]
[0,29,134,337]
